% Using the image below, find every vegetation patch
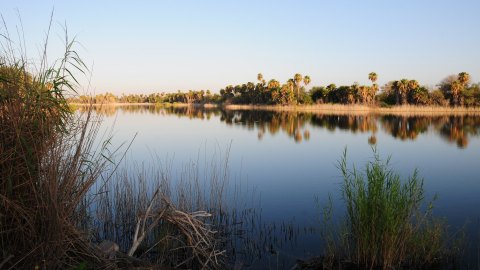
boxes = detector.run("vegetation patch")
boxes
[309,149,461,270]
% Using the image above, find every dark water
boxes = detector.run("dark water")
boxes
[90,105,480,268]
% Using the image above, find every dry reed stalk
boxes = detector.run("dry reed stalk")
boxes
[0,15,126,268]
[92,145,233,269]
[224,104,480,116]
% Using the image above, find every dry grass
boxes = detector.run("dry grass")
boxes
[224,104,480,116]
[1,17,229,268]
[92,147,232,269]
[0,16,117,268]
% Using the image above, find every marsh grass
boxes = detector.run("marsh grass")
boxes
[0,15,135,268]
[91,148,232,269]
[0,65,115,267]
[0,15,233,268]
[225,104,480,116]
[318,148,459,269]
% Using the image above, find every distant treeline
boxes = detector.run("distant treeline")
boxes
[69,72,480,107]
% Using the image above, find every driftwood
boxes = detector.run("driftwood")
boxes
[127,187,226,269]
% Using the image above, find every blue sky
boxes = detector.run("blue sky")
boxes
[2,0,480,94]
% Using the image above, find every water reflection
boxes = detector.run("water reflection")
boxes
[80,105,480,149]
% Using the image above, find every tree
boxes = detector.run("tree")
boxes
[393,79,409,105]
[458,72,470,86]
[451,80,462,106]
[267,79,280,89]
[409,87,430,105]
[294,73,303,102]
[368,72,377,84]
[303,75,311,88]
[351,83,360,103]
[309,86,328,103]
[408,80,419,91]
[368,72,378,104]
[257,73,265,85]
[359,85,370,104]
[457,72,471,106]
[326,83,337,102]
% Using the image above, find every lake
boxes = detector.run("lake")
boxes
[90,105,480,269]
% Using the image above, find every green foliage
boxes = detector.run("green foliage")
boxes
[328,148,454,269]
[0,18,114,269]
[429,90,448,106]
[463,84,480,107]
[376,90,396,106]
[309,86,328,103]
[409,86,431,105]
[68,71,480,108]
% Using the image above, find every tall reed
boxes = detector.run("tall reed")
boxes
[0,16,120,268]
[333,148,455,269]
[91,146,233,269]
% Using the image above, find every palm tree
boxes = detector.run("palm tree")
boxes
[326,83,336,102]
[268,79,280,89]
[451,80,462,106]
[294,73,303,101]
[456,72,470,106]
[408,80,419,90]
[458,72,470,86]
[368,72,378,104]
[303,75,311,88]
[393,79,409,105]
[368,72,377,84]
[326,84,336,92]
[351,83,360,103]
[288,78,295,94]
[359,85,369,104]
[257,73,265,85]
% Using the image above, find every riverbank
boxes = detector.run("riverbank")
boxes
[224,104,480,115]
[72,102,480,116]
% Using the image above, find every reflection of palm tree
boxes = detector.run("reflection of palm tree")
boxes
[303,130,310,141]
[294,130,302,143]
[368,135,377,145]
[161,108,479,147]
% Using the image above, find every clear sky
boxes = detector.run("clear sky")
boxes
[2,0,480,94]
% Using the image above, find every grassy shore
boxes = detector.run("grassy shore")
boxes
[224,104,480,115]
[72,102,480,115]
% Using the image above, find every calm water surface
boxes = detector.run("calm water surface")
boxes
[91,105,480,268]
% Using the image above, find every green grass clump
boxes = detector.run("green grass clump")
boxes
[0,17,116,269]
[333,148,453,269]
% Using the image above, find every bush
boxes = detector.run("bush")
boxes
[321,149,455,269]
[0,20,117,268]
[430,90,449,106]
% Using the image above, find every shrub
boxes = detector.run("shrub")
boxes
[0,19,115,268]
[324,149,454,269]
[430,90,449,106]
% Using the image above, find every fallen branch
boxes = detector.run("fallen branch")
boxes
[126,187,226,269]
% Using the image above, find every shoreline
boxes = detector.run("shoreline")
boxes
[70,103,480,115]
[224,104,480,115]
